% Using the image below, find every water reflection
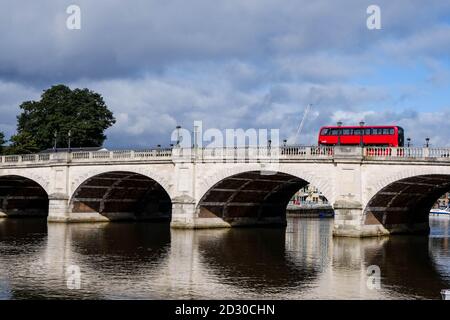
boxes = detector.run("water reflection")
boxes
[197,228,320,293]
[0,216,449,299]
[429,217,450,291]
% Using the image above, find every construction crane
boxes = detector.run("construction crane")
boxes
[290,104,312,145]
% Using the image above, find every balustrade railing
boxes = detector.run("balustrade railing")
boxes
[363,147,450,159]
[1,146,450,166]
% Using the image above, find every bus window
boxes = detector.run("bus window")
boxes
[389,128,394,135]
[365,128,372,135]
[331,129,339,135]
[320,128,330,135]
[353,129,362,135]
[383,128,390,135]
[343,129,352,135]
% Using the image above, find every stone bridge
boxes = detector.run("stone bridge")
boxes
[1,145,450,237]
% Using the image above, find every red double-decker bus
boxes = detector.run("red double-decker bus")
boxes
[318,125,404,147]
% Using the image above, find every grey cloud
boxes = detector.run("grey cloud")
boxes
[0,1,449,149]
[69,75,393,148]
[363,109,450,147]
[381,25,450,60]
[0,81,40,137]
[0,0,449,83]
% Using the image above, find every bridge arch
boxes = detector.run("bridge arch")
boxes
[196,164,333,226]
[69,166,173,200]
[0,174,49,217]
[363,168,450,234]
[0,170,50,195]
[197,163,334,205]
[69,171,172,221]
[365,166,450,204]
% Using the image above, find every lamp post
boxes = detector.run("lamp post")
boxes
[53,130,58,152]
[193,123,199,148]
[407,137,411,148]
[426,138,430,148]
[283,139,287,147]
[67,130,72,153]
[359,121,365,147]
[176,126,181,147]
[337,121,342,146]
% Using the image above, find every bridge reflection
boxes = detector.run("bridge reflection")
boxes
[196,228,322,292]
[365,236,448,299]
[0,218,449,299]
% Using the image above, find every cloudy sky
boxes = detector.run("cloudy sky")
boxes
[0,0,449,148]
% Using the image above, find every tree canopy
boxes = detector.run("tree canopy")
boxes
[0,131,5,154]
[9,85,116,153]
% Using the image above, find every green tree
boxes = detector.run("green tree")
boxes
[11,85,116,152]
[5,132,39,155]
[0,131,5,154]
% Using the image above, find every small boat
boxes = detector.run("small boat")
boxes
[430,205,450,217]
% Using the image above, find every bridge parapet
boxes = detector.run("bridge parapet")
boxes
[0,148,173,166]
[1,146,450,168]
[184,145,335,162]
[364,147,450,160]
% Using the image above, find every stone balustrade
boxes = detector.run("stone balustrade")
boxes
[1,146,450,167]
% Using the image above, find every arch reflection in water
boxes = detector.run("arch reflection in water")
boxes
[0,218,449,299]
[0,219,48,299]
[361,223,450,300]
[0,221,172,299]
[330,216,450,299]
[190,218,333,298]
[47,222,172,299]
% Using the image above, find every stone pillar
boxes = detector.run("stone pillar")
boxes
[170,195,230,229]
[47,193,70,223]
[47,162,71,222]
[332,148,380,237]
[170,152,231,229]
[170,150,199,228]
[333,200,389,237]
[170,195,197,228]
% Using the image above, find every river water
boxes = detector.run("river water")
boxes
[0,217,449,300]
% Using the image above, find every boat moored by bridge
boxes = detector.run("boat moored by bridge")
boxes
[430,206,450,217]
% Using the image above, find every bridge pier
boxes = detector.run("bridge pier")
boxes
[332,200,390,237]
[47,193,71,222]
[170,195,231,229]
[48,193,110,223]
[333,200,431,237]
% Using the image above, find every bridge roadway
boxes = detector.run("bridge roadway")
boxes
[1,145,450,237]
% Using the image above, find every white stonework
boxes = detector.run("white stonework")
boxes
[0,146,449,237]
